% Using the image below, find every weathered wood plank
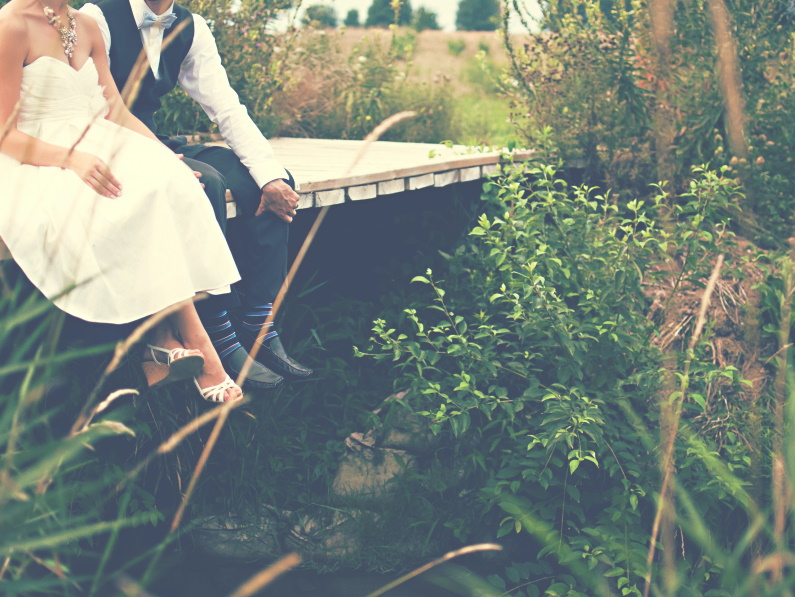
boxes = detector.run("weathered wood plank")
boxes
[348,184,378,201]
[298,193,315,210]
[316,189,346,207]
[434,170,460,188]
[459,166,482,182]
[409,173,435,190]
[481,164,500,177]
[204,137,532,193]
[378,179,406,195]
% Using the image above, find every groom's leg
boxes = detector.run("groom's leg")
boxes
[178,145,311,378]
[177,144,290,306]
[180,156,228,235]
[174,152,239,316]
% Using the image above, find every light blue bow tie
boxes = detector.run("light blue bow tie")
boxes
[139,11,178,30]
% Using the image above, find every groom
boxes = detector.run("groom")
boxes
[81,0,312,389]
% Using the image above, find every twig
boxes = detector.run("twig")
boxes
[364,543,503,597]
[70,296,199,437]
[346,111,416,174]
[169,405,230,533]
[115,576,155,597]
[227,553,301,597]
[644,254,724,597]
[75,388,139,435]
[238,110,416,382]
[179,110,419,534]
[120,397,247,489]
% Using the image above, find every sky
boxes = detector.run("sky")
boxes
[296,0,542,32]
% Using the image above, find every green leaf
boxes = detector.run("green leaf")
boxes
[603,568,625,578]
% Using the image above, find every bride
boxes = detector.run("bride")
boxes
[0,0,244,402]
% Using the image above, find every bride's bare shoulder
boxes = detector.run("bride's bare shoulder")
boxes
[0,1,32,38]
[75,10,100,36]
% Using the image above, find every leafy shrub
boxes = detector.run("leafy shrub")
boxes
[358,162,768,594]
[303,4,338,28]
[268,28,458,142]
[463,50,504,94]
[155,0,296,138]
[447,38,467,56]
[505,0,795,237]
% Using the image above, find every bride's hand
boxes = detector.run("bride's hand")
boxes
[65,151,123,198]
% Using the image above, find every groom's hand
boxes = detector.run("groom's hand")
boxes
[256,179,299,222]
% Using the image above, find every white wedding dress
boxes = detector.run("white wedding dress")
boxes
[0,56,240,324]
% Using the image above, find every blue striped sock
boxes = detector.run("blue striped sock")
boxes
[241,302,279,343]
[204,310,242,360]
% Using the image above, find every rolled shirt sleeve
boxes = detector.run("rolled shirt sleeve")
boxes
[178,15,288,189]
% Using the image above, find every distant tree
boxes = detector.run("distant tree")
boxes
[366,0,413,28]
[344,8,361,26]
[456,0,499,31]
[412,6,440,31]
[303,4,338,28]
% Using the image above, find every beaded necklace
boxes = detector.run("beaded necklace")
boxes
[39,2,77,59]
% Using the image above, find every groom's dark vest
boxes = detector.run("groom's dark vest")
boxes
[96,0,195,133]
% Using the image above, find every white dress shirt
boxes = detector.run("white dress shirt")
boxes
[81,0,289,189]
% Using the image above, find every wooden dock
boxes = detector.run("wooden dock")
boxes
[224,138,532,216]
[1,138,532,258]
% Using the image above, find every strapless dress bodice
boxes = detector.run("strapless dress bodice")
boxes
[19,56,108,126]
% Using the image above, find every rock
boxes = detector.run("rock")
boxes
[192,508,283,560]
[368,391,441,454]
[193,506,380,564]
[284,509,377,562]
[192,390,451,565]
[331,440,416,499]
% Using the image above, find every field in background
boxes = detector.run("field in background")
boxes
[338,28,512,88]
[336,28,523,147]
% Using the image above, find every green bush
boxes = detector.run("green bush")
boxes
[447,38,467,56]
[269,28,458,143]
[506,0,795,238]
[155,0,295,138]
[358,162,771,594]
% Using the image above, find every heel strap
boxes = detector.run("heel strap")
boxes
[147,345,198,366]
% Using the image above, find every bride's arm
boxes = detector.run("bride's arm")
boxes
[82,15,159,141]
[0,14,121,198]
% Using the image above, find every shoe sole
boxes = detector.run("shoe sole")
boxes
[151,355,205,387]
[227,368,284,390]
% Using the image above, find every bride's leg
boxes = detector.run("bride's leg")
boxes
[141,320,202,387]
[171,302,243,403]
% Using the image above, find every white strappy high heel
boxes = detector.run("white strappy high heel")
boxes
[193,375,243,403]
[144,345,205,387]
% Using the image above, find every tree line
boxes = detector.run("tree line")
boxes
[303,0,500,32]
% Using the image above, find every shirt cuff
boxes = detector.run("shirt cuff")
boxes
[250,164,291,190]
